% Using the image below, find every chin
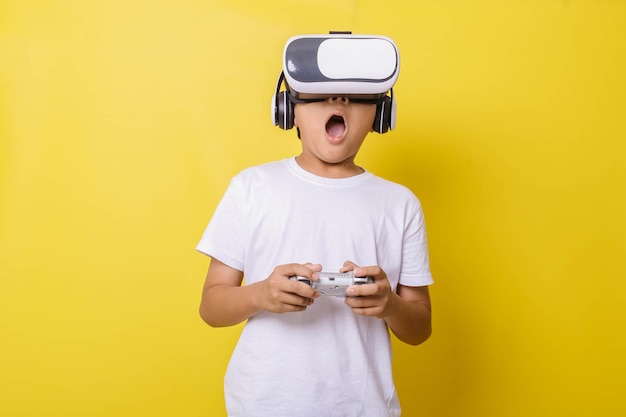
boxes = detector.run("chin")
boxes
[319,154,355,165]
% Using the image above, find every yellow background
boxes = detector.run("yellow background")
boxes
[1,1,625,416]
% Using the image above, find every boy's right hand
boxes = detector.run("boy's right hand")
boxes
[255,263,322,313]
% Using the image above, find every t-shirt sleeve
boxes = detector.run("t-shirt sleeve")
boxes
[398,199,434,287]
[196,175,247,272]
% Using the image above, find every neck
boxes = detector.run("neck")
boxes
[295,155,364,179]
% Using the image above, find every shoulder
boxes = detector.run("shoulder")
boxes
[359,174,426,223]
[367,173,422,205]
[235,159,288,178]
[230,159,291,188]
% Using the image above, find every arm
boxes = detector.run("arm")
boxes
[382,284,432,346]
[199,258,322,327]
[342,263,432,346]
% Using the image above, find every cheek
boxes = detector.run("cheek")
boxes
[293,106,309,128]
[352,106,377,132]
[366,106,377,122]
[292,106,299,127]
[294,106,324,130]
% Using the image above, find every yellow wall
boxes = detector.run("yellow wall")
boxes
[1,1,624,416]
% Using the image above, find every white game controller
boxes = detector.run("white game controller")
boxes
[289,271,374,297]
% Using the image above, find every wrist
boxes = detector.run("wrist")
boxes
[247,280,265,314]
[382,290,402,320]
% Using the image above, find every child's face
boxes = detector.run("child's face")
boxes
[293,96,377,177]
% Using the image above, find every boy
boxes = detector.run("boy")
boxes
[197,33,433,417]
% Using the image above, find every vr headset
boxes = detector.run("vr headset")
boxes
[271,32,400,134]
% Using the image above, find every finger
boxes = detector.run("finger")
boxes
[283,292,315,307]
[280,303,308,313]
[344,295,378,310]
[349,306,384,317]
[288,279,320,299]
[340,260,359,273]
[353,265,383,280]
[345,283,377,298]
[286,263,322,279]
[303,263,323,273]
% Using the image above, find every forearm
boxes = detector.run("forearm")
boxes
[384,293,432,346]
[199,260,321,328]
[199,282,262,328]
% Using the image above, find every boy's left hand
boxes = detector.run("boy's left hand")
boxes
[340,261,398,319]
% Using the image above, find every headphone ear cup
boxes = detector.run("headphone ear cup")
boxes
[271,93,279,127]
[389,94,396,131]
[276,91,295,130]
[373,96,393,134]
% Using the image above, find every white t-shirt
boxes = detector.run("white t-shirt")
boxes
[197,158,433,417]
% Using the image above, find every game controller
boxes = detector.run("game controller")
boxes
[289,271,374,297]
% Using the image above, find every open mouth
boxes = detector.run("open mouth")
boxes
[326,115,346,138]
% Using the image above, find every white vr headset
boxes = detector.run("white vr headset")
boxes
[271,32,400,133]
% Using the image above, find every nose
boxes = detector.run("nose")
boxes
[328,96,349,104]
